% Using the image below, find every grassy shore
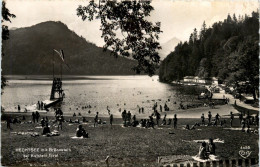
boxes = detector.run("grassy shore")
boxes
[1,114,258,167]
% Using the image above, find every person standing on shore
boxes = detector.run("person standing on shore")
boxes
[208,111,212,125]
[149,115,154,129]
[94,112,99,127]
[127,111,131,123]
[7,116,11,130]
[155,110,161,126]
[122,110,127,126]
[132,115,138,127]
[230,112,234,127]
[255,114,259,126]
[201,113,205,125]
[40,101,44,110]
[109,114,113,126]
[239,113,243,124]
[58,115,63,130]
[32,112,36,123]
[246,111,251,124]
[215,113,220,125]
[173,114,177,129]
[241,118,246,132]
[35,111,40,123]
[37,101,40,110]
[18,105,21,112]
[162,114,167,125]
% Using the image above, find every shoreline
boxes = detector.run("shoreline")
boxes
[4,75,156,81]
[2,103,242,119]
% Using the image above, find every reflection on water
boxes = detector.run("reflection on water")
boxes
[2,75,204,117]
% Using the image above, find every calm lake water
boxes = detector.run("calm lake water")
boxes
[2,75,203,117]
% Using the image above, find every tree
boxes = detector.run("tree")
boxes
[159,10,259,89]
[189,33,193,44]
[2,1,16,41]
[196,58,208,78]
[232,14,237,23]
[2,1,16,94]
[226,37,259,99]
[199,21,207,40]
[77,0,162,76]
[192,28,198,42]
[226,13,232,23]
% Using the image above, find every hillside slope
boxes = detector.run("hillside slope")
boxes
[2,21,137,75]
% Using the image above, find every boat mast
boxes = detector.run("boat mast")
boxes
[53,49,54,79]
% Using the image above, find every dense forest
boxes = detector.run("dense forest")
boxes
[159,11,259,97]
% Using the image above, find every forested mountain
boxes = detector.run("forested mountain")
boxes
[2,21,137,75]
[159,11,258,92]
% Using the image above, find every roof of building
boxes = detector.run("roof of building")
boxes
[184,76,194,79]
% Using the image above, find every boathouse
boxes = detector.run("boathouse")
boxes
[183,76,218,85]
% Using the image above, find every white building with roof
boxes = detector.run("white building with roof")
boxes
[183,76,218,85]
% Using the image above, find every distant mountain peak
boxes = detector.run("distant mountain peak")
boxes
[159,37,180,60]
[9,27,18,30]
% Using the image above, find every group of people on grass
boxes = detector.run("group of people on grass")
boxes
[119,106,178,129]
[240,112,259,132]
[200,111,221,126]
[6,101,259,140]
[41,108,89,137]
[198,110,259,133]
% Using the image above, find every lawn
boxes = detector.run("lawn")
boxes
[1,115,259,166]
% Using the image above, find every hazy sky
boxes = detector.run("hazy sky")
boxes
[5,0,258,47]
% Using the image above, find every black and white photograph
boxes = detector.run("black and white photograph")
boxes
[1,0,259,166]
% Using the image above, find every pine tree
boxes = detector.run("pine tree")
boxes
[2,1,16,93]
[199,21,207,40]
[233,14,237,23]
[193,28,198,42]
[226,13,232,23]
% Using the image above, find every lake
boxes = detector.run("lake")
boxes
[1,75,204,117]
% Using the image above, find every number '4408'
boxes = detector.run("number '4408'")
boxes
[240,146,250,150]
